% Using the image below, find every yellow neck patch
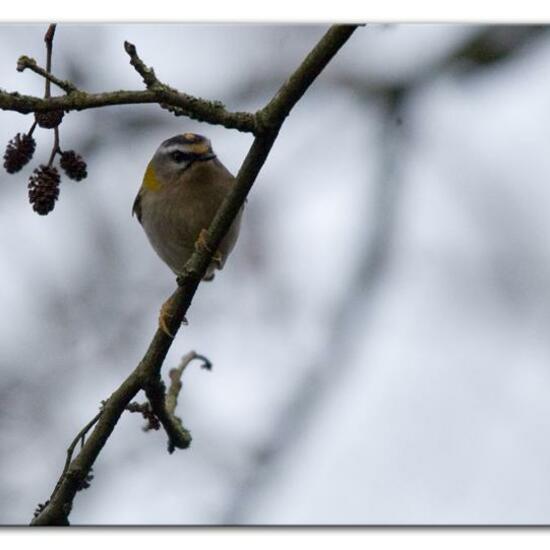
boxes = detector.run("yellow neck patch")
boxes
[142,161,161,192]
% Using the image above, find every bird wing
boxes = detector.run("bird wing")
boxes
[132,189,143,224]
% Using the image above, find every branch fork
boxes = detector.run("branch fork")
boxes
[16,55,79,94]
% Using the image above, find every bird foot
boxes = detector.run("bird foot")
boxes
[158,295,188,338]
[211,250,223,269]
[195,229,212,254]
[195,229,223,268]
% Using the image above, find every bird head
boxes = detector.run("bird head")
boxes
[142,133,216,191]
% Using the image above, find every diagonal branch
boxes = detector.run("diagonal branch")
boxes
[30,23,360,526]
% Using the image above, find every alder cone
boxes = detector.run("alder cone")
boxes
[3,133,36,173]
[60,150,87,181]
[28,165,60,215]
[35,110,64,129]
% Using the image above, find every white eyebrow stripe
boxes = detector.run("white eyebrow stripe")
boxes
[161,145,193,154]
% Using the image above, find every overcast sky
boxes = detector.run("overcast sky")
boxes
[1,24,550,525]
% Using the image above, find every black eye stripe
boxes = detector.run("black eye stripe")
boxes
[170,150,195,163]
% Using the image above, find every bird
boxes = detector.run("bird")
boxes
[133,132,243,336]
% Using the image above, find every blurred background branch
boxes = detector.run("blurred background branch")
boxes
[220,24,550,523]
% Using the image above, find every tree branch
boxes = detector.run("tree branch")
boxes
[29,23,360,526]
[2,37,258,134]
[143,375,192,454]
[166,351,212,417]
[144,351,212,453]
[44,24,56,99]
[50,411,102,501]
[124,41,160,89]
[124,352,211,452]
[17,55,78,94]
[0,88,259,133]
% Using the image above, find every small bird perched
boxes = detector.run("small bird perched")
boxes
[133,132,243,335]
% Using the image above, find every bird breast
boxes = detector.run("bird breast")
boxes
[140,162,241,276]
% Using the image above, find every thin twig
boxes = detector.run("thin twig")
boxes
[166,351,212,417]
[124,41,159,89]
[143,375,191,453]
[123,41,256,133]
[49,411,102,505]
[28,120,37,136]
[125,351,211,447]
[17,55,78,94]
[48,127,60,166]
[44,24,56,99]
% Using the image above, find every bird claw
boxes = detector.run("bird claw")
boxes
[195,229,212,254]
[158,296,188,338]
[195,229,223,268]
[211,250,223,269]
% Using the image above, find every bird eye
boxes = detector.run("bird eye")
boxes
[170,150,191,163]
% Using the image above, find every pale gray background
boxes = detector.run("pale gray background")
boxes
[1,24,549,525]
